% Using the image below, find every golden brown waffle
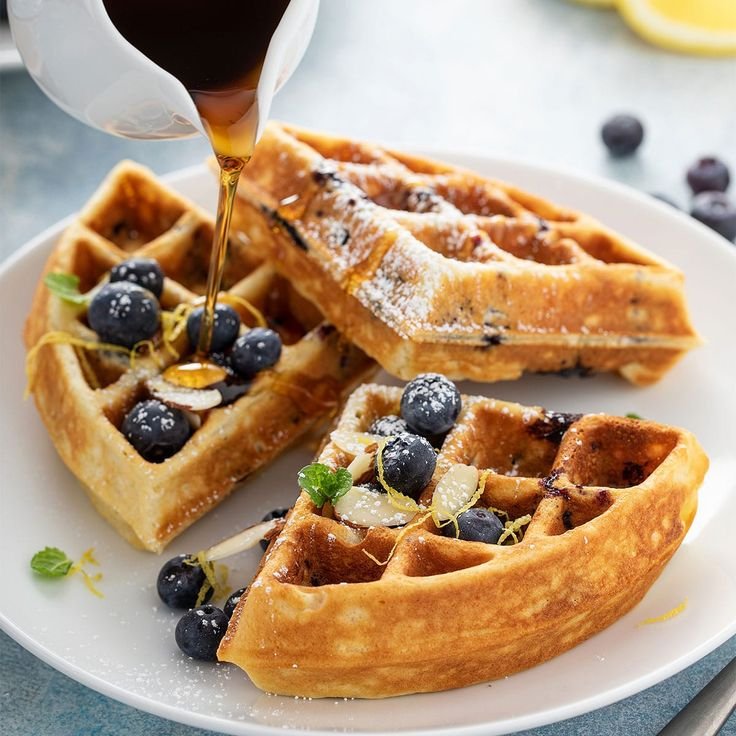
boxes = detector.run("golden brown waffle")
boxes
[230,122,700,385]
[218,383,708,698]
[24,162,374,553]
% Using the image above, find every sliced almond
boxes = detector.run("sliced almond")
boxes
[203,518,285,561]
[333,485,415,528]
[431,464,480,521]
[147,375,222,412]
[330,429,378,456]
[346,451,375,482]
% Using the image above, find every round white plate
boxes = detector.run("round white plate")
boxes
[1,156,735,736]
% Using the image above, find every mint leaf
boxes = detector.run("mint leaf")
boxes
[31,547,73,577]
[298,463,353,508]
[625,412,643,420]
[44,272,88,305]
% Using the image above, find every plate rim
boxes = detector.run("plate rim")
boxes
[2,153,736,736]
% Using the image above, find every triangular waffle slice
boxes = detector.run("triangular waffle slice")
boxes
[218,383,708,698]
[230,122,700,385]
[24,162,374,552]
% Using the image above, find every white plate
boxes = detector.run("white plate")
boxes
[1,156,735,736]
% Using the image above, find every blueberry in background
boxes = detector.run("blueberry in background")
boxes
[224,587,248,619]
[231,327,283,378]
[121,399,191,462]
[686,157,730,194]
[259,507,289,551]
[157,553,213,609]
[110,257,165,299]
[690,192,736,242]
[369,414,410,437]
[400,373,462,436]
[186,303,241,353]
[87,281,160,348]
[601,114,644,157]
[175,605,229,661]
[377,433,436,500]
[441,507,504,544]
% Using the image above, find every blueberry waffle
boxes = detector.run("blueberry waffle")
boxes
[230,122,700,385]
[218,381,708,698]
[24,162,373,552]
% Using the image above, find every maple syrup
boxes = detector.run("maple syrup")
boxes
[103,0,290,388]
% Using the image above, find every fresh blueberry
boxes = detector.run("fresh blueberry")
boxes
[109,257,165,299]
[377,433,436,500]
[686,157,730,194]
[186,304,241,353]
[175,604,229,661]
[441,507,504,544]
[121,399,191,462]
[156,553,213,609]
[230,328,282,378]
[260,507,289,551]
[368,415,410,437]
[690,192,736,241]
[601,114,644,157]
[87,281,160,348]
[649,192,680,210]
[223,587,247,619]
[400,374,462,437]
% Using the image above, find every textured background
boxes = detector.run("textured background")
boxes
[1,1,735,734]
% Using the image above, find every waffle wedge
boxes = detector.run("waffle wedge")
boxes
[218,383,708,698]
[24,162,373,552]
[230,122,700,385]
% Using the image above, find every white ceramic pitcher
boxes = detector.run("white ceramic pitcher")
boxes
[8,0,319,142]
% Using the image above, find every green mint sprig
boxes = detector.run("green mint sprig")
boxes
[625,412,643,420]
[297,463,352,508]
[44,272,89,305]
[30,547,74,577]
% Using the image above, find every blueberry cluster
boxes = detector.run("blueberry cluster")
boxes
[600,115,736,242]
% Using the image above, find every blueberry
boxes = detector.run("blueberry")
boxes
[223,587,247,619]
[121,399,191,462]
[175,604,229,661]
[686,157,730,194]
[368,415,410,437]
[260,507,289,551]
[156,553,213,609]
[690,192,736,241]
[400,374,462,437]
[377,433,436,500]
[186,304,241,353]
[230,328,282,378]
[87,281,160,349]
[110,257,165,299]
[601,114,644,157]
[441,507,504,544]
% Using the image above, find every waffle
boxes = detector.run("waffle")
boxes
[24,162,374,553]
[218,383,708,698]
[229,122,700,385]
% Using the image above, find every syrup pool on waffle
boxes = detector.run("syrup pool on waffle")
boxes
[103,0,291,392]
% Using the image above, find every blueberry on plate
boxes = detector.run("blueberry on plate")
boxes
[224,587,248,619]
[368,414,410,437]
[686,157,730,194]
[121,399,191,462]
[441,507,504,544]
[175,604,229,661]
[690,191,736,242]
[400,374,462,437]
[260,507,289,551]
[600,114,644,157]
[377,433,436,500]
[87,281,160,348]
[156,553,213,609]
[231,328,283,378]
[186,303,241,353]
[110,257,165,299]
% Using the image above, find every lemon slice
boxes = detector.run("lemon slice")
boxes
[618,0,736,55]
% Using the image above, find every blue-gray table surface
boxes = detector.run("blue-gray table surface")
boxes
[1,1,735,734]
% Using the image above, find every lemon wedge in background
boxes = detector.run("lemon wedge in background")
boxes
[617,0,736,55]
